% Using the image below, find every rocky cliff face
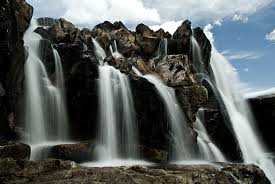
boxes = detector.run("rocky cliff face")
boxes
[0,1,274,183]
[0,0,244,162]
[32,17,210,155]
[0,0,33,139]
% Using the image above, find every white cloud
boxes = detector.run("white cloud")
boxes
[245,87,275,98]
[26,0,272,27]
[244,68,249,72]
[149,20,183,34]
[222,50,261,60]
[62,0,160,25]
[213,20,222,26]
[27,0,160,26]
[142,0,271,23]
[203,24,214,43]
[232,14,249,23]
[265,29,275,42]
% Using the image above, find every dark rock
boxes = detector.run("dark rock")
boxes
[130,76,169,151]
[0,140,30,160]
[94,21,116,32]
[0,0,33,139]
[0,159,271,183]
[51,143,94,162]
[48,23,67,43]
[59,18,75,32]
[66,61,99,140]
[136,34,160,57]
[110,28,140,57]
[34,26,51,40]
[249,94,275,153]
[114,21,126,30]
[138,145,168,163]
[105,56,132,73]
[167,38,189,55]
[173,20,192,39]
[203,109,243,162]
[176,85,208,123]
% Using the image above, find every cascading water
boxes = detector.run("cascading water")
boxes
[142,74,194,161]
[92,38,138,162]
[191,35,204,73]
[133,38,225,162]
[210,46,275,182]
[157,38,168,58]
[109,40,123,58]
[195,110,226,161]
[24,19,69,158]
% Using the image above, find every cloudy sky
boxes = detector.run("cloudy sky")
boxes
[27,0,275,94]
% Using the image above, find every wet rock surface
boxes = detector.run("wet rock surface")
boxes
[0,158,271,184]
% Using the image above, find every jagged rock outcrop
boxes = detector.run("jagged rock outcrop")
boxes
[29,17,210,154]
[249,94,275,152]
[0,0,33,139]
[0,158,271,184]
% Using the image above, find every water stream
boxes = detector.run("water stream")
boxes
[24,19,69,159]
[210,46,275,183]
[92,38,138,161]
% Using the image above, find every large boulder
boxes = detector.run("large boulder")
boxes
[0,140,30,160]
[203,109,243,162]
[249,94,275,153]
[154,55,197,87]
[31,143,95,163]
[173,20,192,39]
[0,158,271,183]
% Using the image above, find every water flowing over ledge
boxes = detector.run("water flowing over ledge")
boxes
[1,1,274,182]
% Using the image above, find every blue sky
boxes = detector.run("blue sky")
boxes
[27,0,275,93]
[212,4,275,91]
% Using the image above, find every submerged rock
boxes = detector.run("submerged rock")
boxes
[0,158,271,184]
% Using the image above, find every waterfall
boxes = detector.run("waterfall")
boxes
[195,110,226,161]
[93,38,138,161]
[24,20,47,144]
[155,38,167,59]
[92,38,106,65]
[210,46,275,183]
[24,19,69,154]
[142,74,194,160]
[191,36,204,73]
[109,40,123,58]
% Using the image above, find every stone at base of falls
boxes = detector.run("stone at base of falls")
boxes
[30,143,168,163]
[0,159,271,184]
[0,140,30,160]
